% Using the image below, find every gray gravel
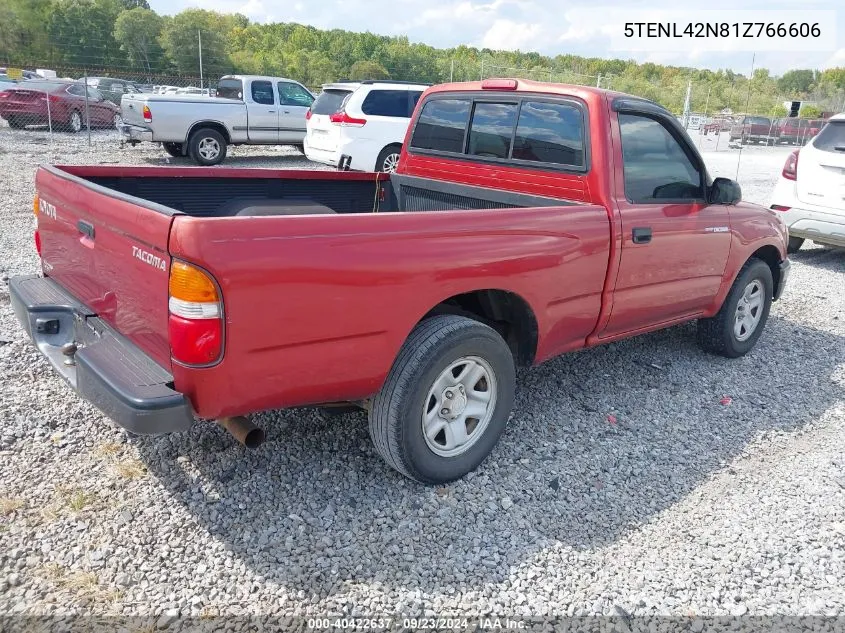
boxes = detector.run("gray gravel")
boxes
[1,126,844,622]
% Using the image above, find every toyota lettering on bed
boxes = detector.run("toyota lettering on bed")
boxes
[132,245,167,271]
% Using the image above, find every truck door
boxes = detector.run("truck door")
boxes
[246,79,278,142]
[277,81,314,143]
[601,110,732,338]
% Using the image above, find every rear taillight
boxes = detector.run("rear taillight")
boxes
[305,109,312,120]
[168,260,223,366]
[329,111,366,127]
[143,105,152,123]
[770,204,791,212]
[33,194,40,257]
[782,150,799,181]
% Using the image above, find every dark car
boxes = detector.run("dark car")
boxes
[728,116,774,144]
[84,76,143,105]
[0,79,121,132]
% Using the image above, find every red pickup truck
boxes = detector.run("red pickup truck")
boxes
[11,79,790,484]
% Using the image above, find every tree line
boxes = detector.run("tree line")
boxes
[2,0,844,115]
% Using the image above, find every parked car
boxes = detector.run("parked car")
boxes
[702,119,721,135]
[729,116,774,144]
[305,80,429,172]
[769,113,845,252]
[771,117,813,145]
[0,79,121,132]
[11,78,790,484]
[806,119,826,140]
[119,74,315,165]
[84,76,143,105]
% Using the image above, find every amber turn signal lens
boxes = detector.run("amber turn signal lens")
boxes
[169,261,218,303]
[33,193,39,217]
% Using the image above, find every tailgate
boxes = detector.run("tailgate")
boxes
[121,93,148,127]
[35,165,174,368]
[797,121,845,213]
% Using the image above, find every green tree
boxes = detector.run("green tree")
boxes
[777,69,816,96]
[159,9,231,76]
[48,0,126,68]
[114,8,163,73]
[799,104,822,118]
[348,60,390,81]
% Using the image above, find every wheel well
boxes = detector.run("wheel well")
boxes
[187,121,230,144]
[749,245,782,298]
[421,290,538,365]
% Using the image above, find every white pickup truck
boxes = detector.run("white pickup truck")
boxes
[119,75,315,165]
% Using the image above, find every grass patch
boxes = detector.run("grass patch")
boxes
[0,497,26,516]
[94,442,123,457]
[108,458,146,480]
[40,564,122,603]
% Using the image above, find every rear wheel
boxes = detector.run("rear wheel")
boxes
[697,258,773,358]
[188,128,227,166]
[787,236,804,254]
[68,110,82,134]
[369,315,515,484]
[162,142,184,158]
[376,144,401,173]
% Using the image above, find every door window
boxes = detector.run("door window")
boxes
[277,82,313,107]
[618,113,704,202]
[250,80,275,105]
[361,90,411,117]
[410,98,471,153]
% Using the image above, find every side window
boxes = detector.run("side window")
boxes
[410,98,471,153]
[250,80,274,105]
[618,113,704,203]
[361,90,411,118]
[409,91,422,117]
[86,87,103,101]
[110,82,124,94]
[277,82,313,107]
[513,101,585,167]
[67,85,85,97]
[467,102,518,159]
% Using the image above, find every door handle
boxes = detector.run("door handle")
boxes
[283,110,290,114]
[267,110,276,113]
[77,220,95,240]
[632,227,652,244]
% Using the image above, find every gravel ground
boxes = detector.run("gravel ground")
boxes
[0,126,844,626]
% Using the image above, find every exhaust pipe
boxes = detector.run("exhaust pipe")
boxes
[218,416,265,449]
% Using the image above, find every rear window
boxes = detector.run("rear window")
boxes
[361,90,411,117]
[410,98,471,153]
[513,101,584,167]
[813,121,845,153]
[216,78,243,100]
[748,117,771,125]
[312,89,352,115]
[467,102,518,159]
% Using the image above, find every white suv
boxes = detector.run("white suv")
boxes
[770,113,845,252]
[304,81,428,172]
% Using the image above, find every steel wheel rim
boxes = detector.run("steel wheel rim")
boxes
[421,355,497,458]
[70,112,81,132]
[734,279,764,341]
[198,138,220,160]
[382,153,400,173]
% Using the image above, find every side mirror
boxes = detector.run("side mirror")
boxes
[709,177,742,205]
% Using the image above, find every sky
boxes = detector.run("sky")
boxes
[147,0,844,75]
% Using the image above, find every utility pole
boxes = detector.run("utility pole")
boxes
[682,80,692,128]
[596,74,601,88]
[198,30,204,90]
[450,59,454,83]
[480,59,484,81]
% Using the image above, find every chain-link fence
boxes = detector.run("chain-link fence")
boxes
[2,57,842,164]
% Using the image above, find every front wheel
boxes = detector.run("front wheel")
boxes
[697,258,773,358]
[188,128,227,166]
[68,110,82,134]
[369,315,516,484]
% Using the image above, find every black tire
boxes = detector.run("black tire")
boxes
[369,315,516,484]
[162,142,184,158]
[188,128,227,166]
[67,110,83,134]
[375,144,401,173]
[787,236,804,254]
[6,116,26,129]
[293,144,305,154]
[697,258,773,358]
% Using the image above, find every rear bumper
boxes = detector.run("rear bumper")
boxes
[771,180,845,247]
[118,123,153,143]
[10,275,193,435]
